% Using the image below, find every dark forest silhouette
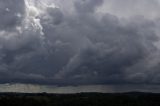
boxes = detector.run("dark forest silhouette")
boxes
[0,92,159,106]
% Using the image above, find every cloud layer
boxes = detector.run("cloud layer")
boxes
[0,0,160,86]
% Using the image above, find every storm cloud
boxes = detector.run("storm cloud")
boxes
[0,0,160,88]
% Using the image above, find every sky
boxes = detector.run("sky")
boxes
[0,0,160,93]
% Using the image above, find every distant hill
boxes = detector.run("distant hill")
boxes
[0,92,159,106]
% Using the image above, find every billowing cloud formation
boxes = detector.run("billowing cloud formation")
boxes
[0,0,160,86]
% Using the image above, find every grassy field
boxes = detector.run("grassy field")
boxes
[0,92,159,106]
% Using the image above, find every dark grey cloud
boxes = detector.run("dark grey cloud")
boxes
[0,0,25,30]
[0,0,160,87]
[74,0,103,14]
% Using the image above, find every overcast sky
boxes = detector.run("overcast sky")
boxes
[0,0,160,93]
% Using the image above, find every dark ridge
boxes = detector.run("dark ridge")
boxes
[0,92,159,106]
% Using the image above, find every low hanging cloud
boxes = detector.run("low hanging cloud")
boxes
[0,0,160,86]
